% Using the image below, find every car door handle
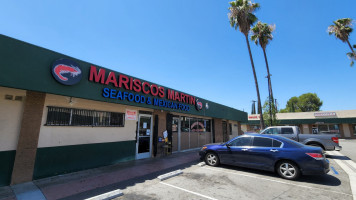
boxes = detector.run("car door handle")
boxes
[241,148,249,151]
[270,149,278,152]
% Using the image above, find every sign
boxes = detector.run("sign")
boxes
[51,59,82,85]
[125,109,137,120]
[195,99,203,111]
[88,66,199,112]
[248,115,260,120]
[314,112,336,117]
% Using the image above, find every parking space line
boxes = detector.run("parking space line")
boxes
[331,166,339,175]
[327,151,356,200]
[203,166,352,197]
[159,182,218,200]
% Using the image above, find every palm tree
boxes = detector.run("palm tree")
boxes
[328,18,355,65]
[251,21,276,125]
[228,0,265,129]
[346,44,356,66]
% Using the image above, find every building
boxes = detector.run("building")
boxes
[0,35,247,186]
[243,110,356,138]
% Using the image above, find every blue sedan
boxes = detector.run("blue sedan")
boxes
[199,134,330,180]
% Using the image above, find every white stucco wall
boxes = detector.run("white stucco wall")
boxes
[0,87,26,151]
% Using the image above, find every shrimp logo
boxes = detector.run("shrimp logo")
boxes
[51,59,82,85]
[195,99,203,111]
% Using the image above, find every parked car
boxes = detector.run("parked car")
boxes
[259,126,342,151]
[199,134,330,180]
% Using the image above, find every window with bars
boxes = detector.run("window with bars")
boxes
[45,106,125,127]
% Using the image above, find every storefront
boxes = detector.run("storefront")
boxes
[0,35,247,186]
[243,111,356,138]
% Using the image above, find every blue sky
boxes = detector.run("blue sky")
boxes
[1,0,355,113]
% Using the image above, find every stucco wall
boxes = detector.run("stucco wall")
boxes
[0,87,25,151]
[38,94,153,148]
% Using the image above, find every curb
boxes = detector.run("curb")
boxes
[84,189,123,200]
[157,170,183,181]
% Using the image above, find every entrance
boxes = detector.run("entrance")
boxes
[136,114,153,159]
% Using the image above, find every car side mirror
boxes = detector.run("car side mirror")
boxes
[226,143,231,148]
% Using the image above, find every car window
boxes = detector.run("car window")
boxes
[272,139,282,147]
[281,128,294,134]
[252,137,273,147]
[263,128,279,134]
[229,137,251,146]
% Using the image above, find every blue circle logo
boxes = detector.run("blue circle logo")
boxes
[51,59,82,85]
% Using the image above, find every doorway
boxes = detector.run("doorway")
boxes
[136,114,153,159]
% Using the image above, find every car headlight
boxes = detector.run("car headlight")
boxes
[201,146,207,151]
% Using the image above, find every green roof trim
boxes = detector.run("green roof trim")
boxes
[0,34,247,122]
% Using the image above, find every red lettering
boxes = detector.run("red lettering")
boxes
[129,77,133,90]
[175,91,181,102]
[142,82,150,94]
[104,72,118,87]
[119,75,129,89]
[180,93,185,103]
[133,79,142,92]
[185,94,190,103]
[167,89,175,100]
[150,84,159,96]
[190,96,195,105]
[89,66,105,84]
[158,87,165,98]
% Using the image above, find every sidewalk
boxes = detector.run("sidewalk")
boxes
[0,150,200,200]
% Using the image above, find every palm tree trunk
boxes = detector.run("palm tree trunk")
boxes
[346,39,355,54]
[245,34,265,130]
[262,47,274,125]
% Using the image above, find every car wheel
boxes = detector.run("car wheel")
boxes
[205,152,220,167]
[277,161,300,180]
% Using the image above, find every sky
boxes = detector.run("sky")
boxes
[0,0,355,114]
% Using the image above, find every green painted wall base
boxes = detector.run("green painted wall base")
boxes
[33,140,136,180]
[0,150,15,187]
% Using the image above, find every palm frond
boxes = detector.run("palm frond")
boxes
[250,21,275,49]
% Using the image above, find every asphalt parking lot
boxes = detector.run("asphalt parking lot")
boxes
[114,155,353,200]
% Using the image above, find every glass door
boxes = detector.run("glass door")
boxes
[136,114,152,159]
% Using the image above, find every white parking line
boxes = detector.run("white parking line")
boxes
[203,166,352,197]
[327,151,356,200]
[159,182,218,200]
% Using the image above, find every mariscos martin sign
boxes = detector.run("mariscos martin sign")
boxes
[88,65,200,112]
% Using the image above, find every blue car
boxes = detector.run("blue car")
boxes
[199,134,330,180]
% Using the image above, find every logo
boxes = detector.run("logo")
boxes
[51,59,82,85]
[195,99,203,111]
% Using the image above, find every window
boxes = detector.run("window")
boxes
[272,140,282,147]
[229,137,251,146]
[353,124,356,136]
[252,137,272,147]
[46,106,125,127]
[204,120,211,132]
[262,128,279,135]
[181,117,190,132]
[281,128,294,134]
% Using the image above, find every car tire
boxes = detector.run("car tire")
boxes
[205,152,220,167]
[276,161,300,180]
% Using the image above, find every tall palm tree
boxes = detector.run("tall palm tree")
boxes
[228,0,265,129]
[346,44,356,66]
[328,18,355,65]
[251,21,276,125]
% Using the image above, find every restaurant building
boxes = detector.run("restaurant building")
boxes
[0,35,247,186]
[243,110,356,138]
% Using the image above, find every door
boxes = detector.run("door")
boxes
[136,114,153,159]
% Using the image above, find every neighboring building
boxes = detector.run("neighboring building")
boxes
[242,110,356,138]
[0,35,247,186]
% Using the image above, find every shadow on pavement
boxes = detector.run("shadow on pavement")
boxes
[59,159,200,200]
[326,155,351,161]
[217,164,341,187]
